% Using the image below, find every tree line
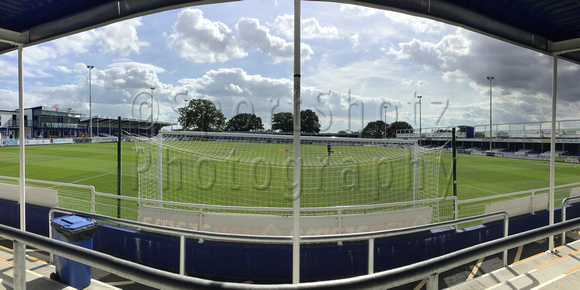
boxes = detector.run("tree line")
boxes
[177,99,322,133]
[177,99,412,136]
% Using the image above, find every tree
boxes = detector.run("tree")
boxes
[361,120,387,138]
[225,113,264,131]
[178,99,226,132]
[271,112,293,132]
[271,110,322,133]
[301,109,321,133]
[386,121,413,138]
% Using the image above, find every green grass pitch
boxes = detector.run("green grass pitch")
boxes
[438,152,580,200]
[0,142,578,207]
[139,141,434,209]
[0,142,139,198]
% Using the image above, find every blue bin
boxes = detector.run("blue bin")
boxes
[50,215,98,289]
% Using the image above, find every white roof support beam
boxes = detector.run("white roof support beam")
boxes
[552,37,580,54]
[0,28,27,45]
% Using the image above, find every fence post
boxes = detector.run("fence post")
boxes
[14,240,26,290]
[91,187,96,213]
[503,213,509,267]
[338,209,342,234]
[180,235,186,275]
[531,191,536,214]
[368,238,374,274]
[426,273,438,290]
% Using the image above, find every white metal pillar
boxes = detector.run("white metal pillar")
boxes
[413,145,418,202]
[292,0,301,284]
[158,135,163,203]
[548,54,557,252]
[88,65,94,137]
[16,42,27,290]
[17,45,26,231]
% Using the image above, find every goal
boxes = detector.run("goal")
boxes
[134,131,443,212]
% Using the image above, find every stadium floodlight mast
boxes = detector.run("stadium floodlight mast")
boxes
[417,95,422,145]
[87,65,94,137]
[151,87,155,137]
[384,105,388,138]
[487,76,494,150]
[183,99,188,130]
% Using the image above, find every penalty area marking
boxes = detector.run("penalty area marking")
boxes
[67,172,114,185]
[460,185,500,195]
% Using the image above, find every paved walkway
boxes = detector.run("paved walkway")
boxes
[0,243,118,290]
[448,238,580,289]
[1,233,579,289]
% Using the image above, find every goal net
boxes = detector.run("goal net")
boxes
[135,132,443,214]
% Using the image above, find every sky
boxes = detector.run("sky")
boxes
[0,0,579,133]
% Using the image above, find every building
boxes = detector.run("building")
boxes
[0,106,172,140]
[0,106,83,139]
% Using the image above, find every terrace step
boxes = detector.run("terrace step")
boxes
[0,244,119,290]
[446,239,580,289]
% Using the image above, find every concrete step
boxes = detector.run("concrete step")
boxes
[532,268,580,289]
[446,239,580,289]
[0,245,119,289]
[488,247,580,290]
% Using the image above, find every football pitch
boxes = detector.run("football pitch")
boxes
[0,142,579,203]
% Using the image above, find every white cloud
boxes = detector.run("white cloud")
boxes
[53,66,72,73]
[384,11,449,34]
[95,18,149,57]
[181,68,291,103]
[50,18,147,57]
[52,30,95,55]
[339,4,380,17]
[100,64,160,91]
[2,1,579,132]
[108,62,166,74]
[0,17,149,86]
[390,32,471,71]
[22,45,58,66]
[349,33,360,48]
[273,14,339,39]
[0,57,17,78]
[0,89,18,109]
[236,17,313,63]
[386,27,580,124]
[167,8,247,63]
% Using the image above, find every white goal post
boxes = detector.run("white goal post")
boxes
[135,131,444,214]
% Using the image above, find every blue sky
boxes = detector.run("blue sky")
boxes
[0,0,579,132]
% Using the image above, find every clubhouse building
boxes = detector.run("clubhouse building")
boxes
[0,106,172,140]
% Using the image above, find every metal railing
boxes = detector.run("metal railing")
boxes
[8,177,578,230]
[4,214,580,289]
[561,194,580,246]
[456,182,580,220]
[92,191,456,215]
[3,176,580,288]
[49,208,508,277]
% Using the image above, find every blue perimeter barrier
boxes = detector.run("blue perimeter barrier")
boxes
[1,198,579,283]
